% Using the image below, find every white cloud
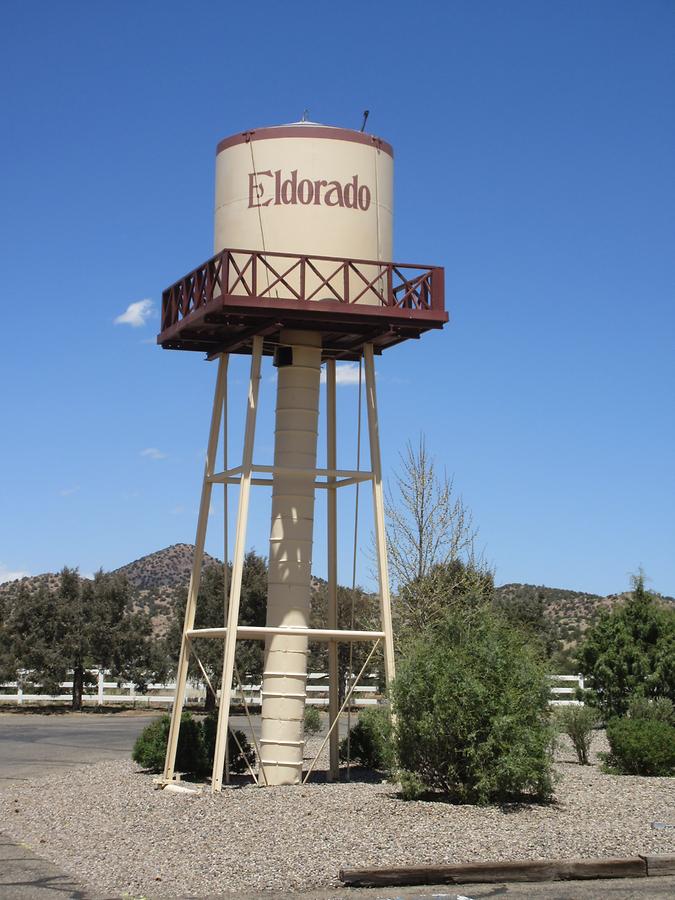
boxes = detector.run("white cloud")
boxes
[320,362,362,386]
[140,447,167,460]
[114,298,154,328]
[59,486,80,497]
[0,563,30,584]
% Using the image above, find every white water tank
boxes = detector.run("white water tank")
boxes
[214,122,393,299]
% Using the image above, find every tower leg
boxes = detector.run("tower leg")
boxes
[363,343,396,688]
[163,354,228,783]
[222,355,230,784]
[326,359,340,781]
[211,336,263,792]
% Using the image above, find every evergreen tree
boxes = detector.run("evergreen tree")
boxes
[577,572,675,718]
[493,586,557,658]
[3,568,156,709]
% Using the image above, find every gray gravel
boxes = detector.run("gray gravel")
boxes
[0,733,673,897]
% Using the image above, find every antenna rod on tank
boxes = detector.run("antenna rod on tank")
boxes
[360,109,369,132]
[301,109,309,122]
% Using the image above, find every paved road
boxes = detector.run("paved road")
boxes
[0,713,672,899]
[0,709,350,788]
[0,711,163,788]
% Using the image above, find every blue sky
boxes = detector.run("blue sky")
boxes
[1,1,673,596]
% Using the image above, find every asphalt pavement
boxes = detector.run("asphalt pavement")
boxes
[0,710,266,789]
[0,710,162,788]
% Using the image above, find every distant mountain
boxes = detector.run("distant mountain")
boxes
[3,548,671,647]
[112,543,222,591]
[0,571,71,599]
[0,545,224,638]
[494,582,609,637]
[110,544,223,635]
[493,582,674,658]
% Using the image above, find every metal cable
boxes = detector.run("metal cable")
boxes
[247,137,274,297]
[346,356,363,777]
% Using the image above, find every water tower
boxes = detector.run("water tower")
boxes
[158,121,447,790]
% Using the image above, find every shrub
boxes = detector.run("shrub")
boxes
[132,712,206,774]
[339,706,394,771]
[627,695,674,726]
[132,712,255,777]
[392,604,554,804]
[201,712,256,775]
[399,770,426,801]
[604,717,675,776]
[303,704,322,736]
[556,705,597,765]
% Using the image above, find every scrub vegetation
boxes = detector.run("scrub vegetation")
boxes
[391,602,554,803]
[132,712,255,777]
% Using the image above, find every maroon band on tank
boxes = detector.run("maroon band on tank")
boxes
[216,125,394,159]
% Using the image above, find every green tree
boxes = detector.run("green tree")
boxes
[392,599,553,804]
[3,568,157,709]
[493,587,557,658]
[577,572,675,718]
[167,552,268,710]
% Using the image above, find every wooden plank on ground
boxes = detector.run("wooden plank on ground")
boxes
[641,855,675,876]
[339,856,647,887]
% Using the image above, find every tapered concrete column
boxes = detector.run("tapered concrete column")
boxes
[260,329,322,784]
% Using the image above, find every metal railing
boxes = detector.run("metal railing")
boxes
[161,248,444,332]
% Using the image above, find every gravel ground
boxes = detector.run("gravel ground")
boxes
[0,733,673,897]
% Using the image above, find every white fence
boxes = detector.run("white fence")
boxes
[0,671,585,708]
[549,673,585,706]
[0,670,381,708]
[0,671,177,707]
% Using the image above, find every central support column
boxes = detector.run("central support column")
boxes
[260,329,322,785]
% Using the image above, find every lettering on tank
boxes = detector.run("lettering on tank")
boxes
[248,170,371,211]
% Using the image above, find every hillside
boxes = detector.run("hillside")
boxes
[3,547,672,651]
[0,545,224,638]
[110,544,223,635]
[494,582,612,644]
[112,543,221,591]
[0,571,75,599]
[493,582,674,668]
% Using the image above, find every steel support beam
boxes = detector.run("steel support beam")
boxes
[163,354,228,783]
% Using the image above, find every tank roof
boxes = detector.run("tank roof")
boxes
[216,123,393,158]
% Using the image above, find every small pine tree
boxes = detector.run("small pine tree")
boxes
[578,572,675,718]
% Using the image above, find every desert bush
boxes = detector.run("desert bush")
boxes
[132,712,206,774]
[399,770,426,800]
[392,604,554,804]
[627,695,674,725]
[339,706,394,771]
[303,704,322,736]
[132,712,255,776]
[201,712,256,775]
[604,717,675,776]
[556,705,597,765]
